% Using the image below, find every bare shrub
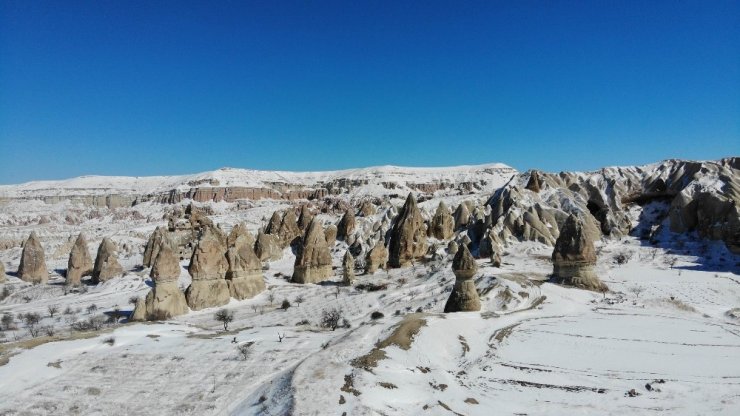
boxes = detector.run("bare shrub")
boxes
[215,309,235,331]
[47,305,59,318]
[321,308,343,331]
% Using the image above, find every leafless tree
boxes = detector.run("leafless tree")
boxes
[47,305,59,318]
[214,309,235,331]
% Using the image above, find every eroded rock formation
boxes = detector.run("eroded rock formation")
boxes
[132,244,188,321]
[365,242,388,274]
[292,219,332,284]
[444,245,481,312]
[342,250,355,285]
[19,232,48,284]
[226,229,265,300]
[185,227,230,310]
[551,214,607,291]
[66,233,93,286]
[429,201,454,240]
[92,237,124,283]
[388,193,428,268]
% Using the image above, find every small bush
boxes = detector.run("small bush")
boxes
[102,336,115,346]
[295,319,310,326]
[281,299,291,310]
[320,308,343,331]
[370,311,384,320]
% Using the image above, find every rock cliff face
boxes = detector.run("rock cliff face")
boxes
[444,245,481,312]
[0,164,517,208]
[292,219,333,284]
[551,215,607,292]
[19,232,48,284]
[388,193,428,268]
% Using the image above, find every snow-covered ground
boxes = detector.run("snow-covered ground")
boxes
[1,172,739,415]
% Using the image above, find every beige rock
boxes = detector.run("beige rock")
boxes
[19,232,48,284]
[0,261,5,283]
[453,203,471,230]
[551,214,607,291]
[132,245,188,321]
[186,227,230,310]
[490,250,502,267]
[225,235,265,300]
[429,201,454,240]
[255,230,282,262]
[342,251,355,285]
[365,242,388,274]
[337,209,356,240]
[292,218,333,284]
[227,222,255,250]
[66,233,93,286]
[447,240,459,256]
[388,193,428,268]
[277,209,301,248]
[358,200,377,217]
[143,226,168,267]
[444,245,481,312]
[265,211,283,235]
[92,237,124,283]
[525,170,542,192]
[324,224,338,247]
[185,279,230,311]
[297,204,313,231]
[150,244,181,282]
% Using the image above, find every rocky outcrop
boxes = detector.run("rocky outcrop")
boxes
[551,214,607,291]
[143,226,169,268]
[277,209,301,248]
[324,224,338,247]
[358,200,377,217]
[453,203,471,230]
[265,211,283,235]
[297,204,313,231]
[227,222,255,250]
[444,245,481,312]
[429,201,454,240]
[447,240,459,256]
[490,250,502,267]
[19,232,48,284]
[66,233,93,286]
[388,193,428,268]
[255,230,282,262]
[0,262,5,283]
[525,170,542,192]
[487,159,740,253]
[132,244,188,321]
[342,251,355,285]
[337,209,356,240]
[292,219,332,284]
[92,237,124,283]
[365,242,388,274]
[225,230,265,300]
[185,227,230,310]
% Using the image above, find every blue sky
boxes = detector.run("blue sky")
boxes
[0,0,738,184]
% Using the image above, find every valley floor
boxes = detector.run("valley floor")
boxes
[1,234,739,415]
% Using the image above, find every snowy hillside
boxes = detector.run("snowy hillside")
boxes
[0,158,738,415]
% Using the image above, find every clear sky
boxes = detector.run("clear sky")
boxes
[0,1,738,184]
